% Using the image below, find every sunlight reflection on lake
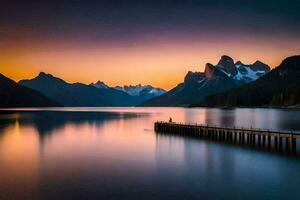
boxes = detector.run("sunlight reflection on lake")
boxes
[0,107,299,200]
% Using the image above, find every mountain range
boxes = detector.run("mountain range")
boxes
[140,55,270,106]
[114,84,165,102]
[0,55,299,108]
[193,55,300,108]
[90,81,165,101]
[0,73,60,107]
[20,73,133,106]
[18,72,165,107]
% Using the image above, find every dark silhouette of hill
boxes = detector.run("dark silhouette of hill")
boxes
[0,73,60,107]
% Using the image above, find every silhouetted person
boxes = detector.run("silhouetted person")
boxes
[169,117,172,123]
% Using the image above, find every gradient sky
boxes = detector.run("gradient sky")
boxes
[1,0,300,89]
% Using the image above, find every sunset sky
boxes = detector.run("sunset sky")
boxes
[1,0,300,90]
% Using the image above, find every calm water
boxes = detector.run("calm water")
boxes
[0,107,299,200]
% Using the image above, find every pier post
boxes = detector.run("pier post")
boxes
[286,136,290,153]
[200,128,203,137]
[234,132,237,143]
[274,135,278,150]
[262,135,266,148]
[258,134,261,147]
[242,132,244,144]
[291,137,296,155]
[248,133,251,145]
[206,128,209,138]
[267,135,271,149]
[279,136,283,152]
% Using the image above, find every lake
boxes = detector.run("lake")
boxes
[0,107,299,200]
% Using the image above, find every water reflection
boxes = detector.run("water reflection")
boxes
[0,111,147,135]
[0,110,150,200]
[0,108,299,200]
[0,120,39,200]
[205,108,236,127]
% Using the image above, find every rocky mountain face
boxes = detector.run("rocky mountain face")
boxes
[139,55,270,106]
[194,55,300,108]
[207,55,270,84]
[0,73,60,107]
[19,72,135,106]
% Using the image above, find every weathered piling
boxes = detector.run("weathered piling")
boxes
[154,122,300,156]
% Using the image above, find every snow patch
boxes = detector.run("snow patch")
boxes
[234,66,267,83]
[114,85,165,97]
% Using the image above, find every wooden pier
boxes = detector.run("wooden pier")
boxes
[154,122,300,156]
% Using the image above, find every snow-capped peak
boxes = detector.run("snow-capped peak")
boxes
[232,60,270,84]
[210,56,270,84]
[114,84,165,97]
[90,81,109,89]
[183,56,270,88]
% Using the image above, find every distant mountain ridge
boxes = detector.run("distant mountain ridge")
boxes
[89,81,166,103]
[194,55,300,108]
[139,55,270,106]
[20,72,135,106]
[114,84,166,102]
[19,73,165,107]
[0,73,60,107]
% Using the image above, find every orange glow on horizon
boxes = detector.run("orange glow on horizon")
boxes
[1,35,299,90]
